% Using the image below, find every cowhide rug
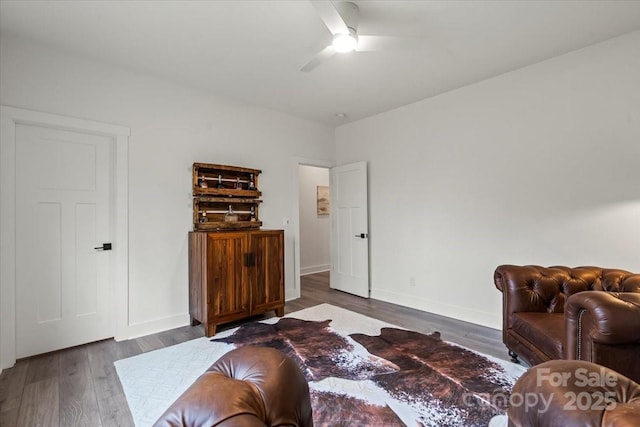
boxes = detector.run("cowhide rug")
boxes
[212,314,521,426]
[115,304,524,426]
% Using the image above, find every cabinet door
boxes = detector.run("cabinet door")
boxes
[207,232,250,321]
[249,230,284,315]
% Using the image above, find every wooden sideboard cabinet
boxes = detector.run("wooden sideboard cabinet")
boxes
[188,229,284,336]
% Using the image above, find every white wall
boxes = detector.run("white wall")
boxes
[2,29,639,344]
[298,165,330,275]
[0,35,334,338]
[336,30,640,330]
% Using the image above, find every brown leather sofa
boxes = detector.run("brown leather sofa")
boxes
[153,346,314,427]
[494,265,640,382]
[508,360,640,426]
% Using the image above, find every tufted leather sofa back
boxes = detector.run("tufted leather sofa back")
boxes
[153,346,313,427]
[494,265,640,314]
[508,360,640,426]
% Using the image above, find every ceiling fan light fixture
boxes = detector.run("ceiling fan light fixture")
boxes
[332,31,358,53]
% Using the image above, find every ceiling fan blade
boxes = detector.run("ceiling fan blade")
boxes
[301,45,337,72]
[310,1,349,35]
[356,35,417,52]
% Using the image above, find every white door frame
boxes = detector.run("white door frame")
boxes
[0,106,130,371]
[290,157,333,300]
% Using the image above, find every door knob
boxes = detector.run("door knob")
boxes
[354,233,368,239]
[94,243,112,251]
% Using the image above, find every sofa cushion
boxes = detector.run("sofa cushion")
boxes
[511,312,564,359]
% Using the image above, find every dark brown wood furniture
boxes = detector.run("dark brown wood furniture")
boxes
[188,230,285,337]
[192,163,262,231]
[189,162,283,337]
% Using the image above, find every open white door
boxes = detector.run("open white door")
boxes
[330,161,369,298]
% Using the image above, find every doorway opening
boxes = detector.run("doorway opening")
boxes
[297,164,331,280]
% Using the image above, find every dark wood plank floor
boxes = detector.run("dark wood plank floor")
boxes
[0,272,509,426]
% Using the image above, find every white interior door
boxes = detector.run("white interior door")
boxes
[15,124,113,358]
[330,161,369,298]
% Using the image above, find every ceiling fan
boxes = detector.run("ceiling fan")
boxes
[302,1,402,72]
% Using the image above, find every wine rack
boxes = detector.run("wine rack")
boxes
[192,163,262,231]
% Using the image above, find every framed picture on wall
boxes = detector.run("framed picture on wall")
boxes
[317,185,329,216]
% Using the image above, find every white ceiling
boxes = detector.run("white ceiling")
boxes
[2,0,640,126]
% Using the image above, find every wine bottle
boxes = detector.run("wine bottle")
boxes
[248,174,255,190]
[250,206,256,222]
[224,205,238,223]
[217,174,223,188]
[235,177,240,189]
[199,175,208,188]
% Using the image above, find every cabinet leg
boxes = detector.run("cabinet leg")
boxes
[508,349,520,364]
[275,307,284,317]
[205,323,217,337]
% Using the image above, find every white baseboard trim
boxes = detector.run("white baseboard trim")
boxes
[300,264,330,276]
[370,288,501,330]
[285,289,299,301]
[122,313,191,341]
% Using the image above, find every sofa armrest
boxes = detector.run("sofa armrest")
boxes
[494,265,566,314]
[566,292,640,354]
